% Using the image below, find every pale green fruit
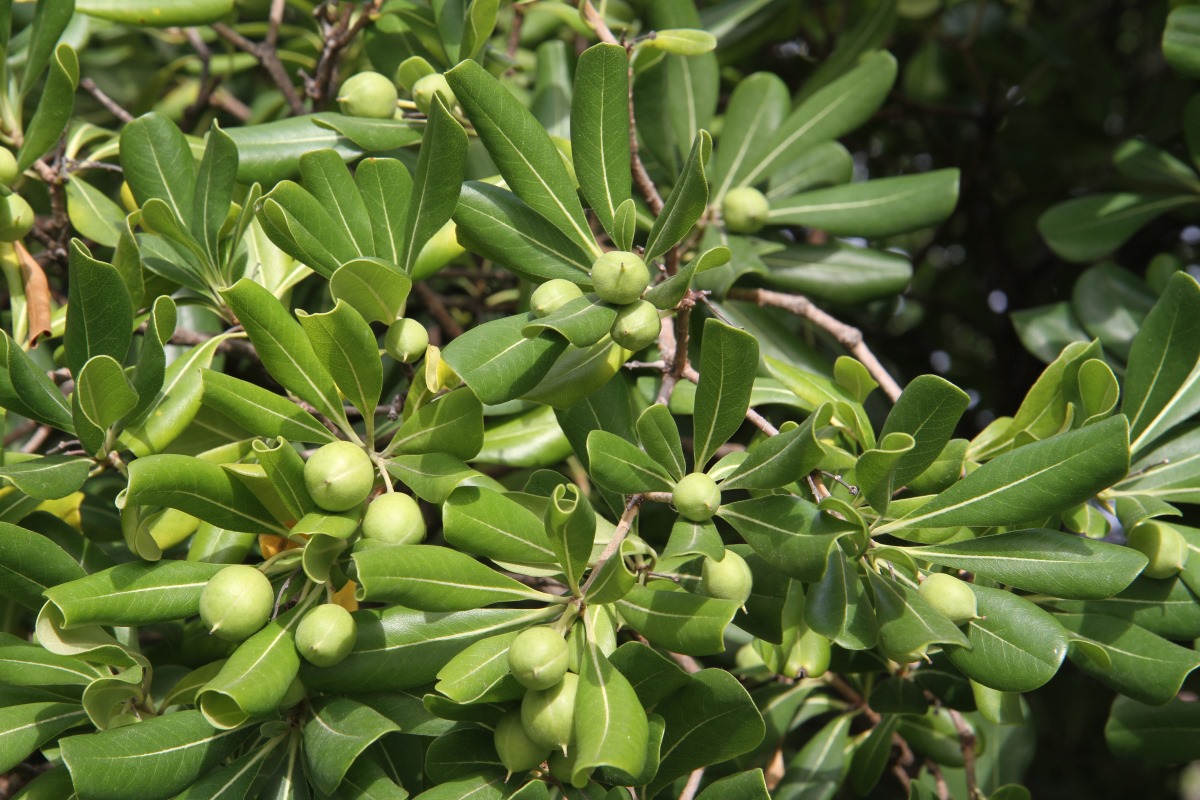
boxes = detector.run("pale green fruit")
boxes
[384,318,429,363]
[722,187,770,234]
[609,300,661,351]
[0,149,18,186]
[337,71,399,118]
[672,472,721,521]
[590,251,650,305]
[531,279,584,318]
[304,441,375,512]
[199,565,274,641]
[1128,520,1190,579]
[521,671,578,751]
[783,627,831,679]
[507,626,569,690]
[548,749,592,789]
[413,73,458,115]
[495,710,550,774]
[0,193,34,242]
[278,676,307,710]
[918,573,979,624]
[699,550,753,605]
[295,603,357,667]
[361,492,426,545]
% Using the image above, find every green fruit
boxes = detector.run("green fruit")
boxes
[548,749,592,789]
[384,318,429,363]
[699,550,753,605]
[304,441,375,512]
[199,565,274,641]
[609,300,661,351]
[0,193,34,242]
[413,73,458,115]
[295,603,357,667]
[590,251,650,305]
[521,671,578,751]
[278,676,307,710]
[735,643,766,670]
[1128,520,1190,579]
[531,279,584,318]
[495,710,550,774]
[0,149,18,186]
[722,186,770,234]
[337,71,399,118]
[918,573,979,624]
[361,492,426,545]
[783,627,831,679]
[672,472,721,521]
[507,626,569,690]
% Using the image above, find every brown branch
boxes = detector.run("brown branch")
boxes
[727,287,902,403]
[413,282,464,339]
[678,769,705,800]
[182,28,216,129]
[212,22,305,115]
[946,708,979,798]
[825,673,880,724]
[80,78,134,124]
[579,494,642,597]
[307,1,383,109]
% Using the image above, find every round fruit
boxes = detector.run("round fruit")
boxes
[521,671,578,751]
[609,300,661,351]
[384,318,429,363]
[507,626,569,690]
[699,550,753,605]
[673,472,721,521]
[783,627,831,679]
[337,71,399,118]
[0,193,34,242]
[278,676,307,710]
[304,441,375,512]
[722,187,770,234]
[590,251,650,305]
[0,149,18,186]
[1128,520,1190,579]
[199,565,274,641]
[361,492,426,545]
[295,603,357,667]
[919,573,979,624]
[548,749,592,789]
[413,73,457,115]
[531,279,584,318]
[495,710,550,774]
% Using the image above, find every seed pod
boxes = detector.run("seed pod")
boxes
[304,441,375,512]
[548,748,592,789]
[609,300,661,351]
[413,73,458,115]
[0,149,18,187]
[672,472,721,522]
[699,550,753,606]
[1128,520,1190,579]
[384,318,429,363]
[507,626,569,690]
[495,710,550,774]
[521,671,578,751]
[783,626,831,679]
[199,565,274,641]
[918,573,979,624]
[295,603,357,667]
[590,251,650,305]
[0,193,34,242]
[531,279,584,318]
[337,71,399,119]
[361,492,426,545]
[722,187,770,234]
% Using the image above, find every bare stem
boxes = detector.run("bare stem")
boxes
[579,494,642,597]
[947,708,979,798]
[212,22,305,115]
[678,769,705,800]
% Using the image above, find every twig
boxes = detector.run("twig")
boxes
[212,22,305,115]
[182,28,216,128]
[80,78,134,124]
[306,0,383,108]
[680,363,779,437]
[413,282,464,339]
[678,769,705,800]
[946,708,979,798]
[579,494,642,597]
[20,425,51,454]
[825,673,880,724]
[727,287,902,402]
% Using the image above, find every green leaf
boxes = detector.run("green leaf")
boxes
[718,495,857,583]
[76,0,234,26]
[644,131,712,262]
[711,72,790,201]
[258,182,356,277]
[572,43,631,237]
[574,632,649,783]
[693,319,759,468]
[805,548,877,650]
[1059,613,1200,706]
[65,175,124,248]
[608,640,691,710]
[441,315,568,405]
[297,301,382,423]
[855,432,915,515]
[44,560,224,628]
[721,405,831,491]
[355,158,412,267]
[200,369,335,445]
[190,123,238,271]
[402,97,468,275]
[1072,264,1155,362]
[778,713,853,799]
[65,241,133,379]
[21,0,74,96]
[123,454,287,535]
[253,438,314,523]
[330,259,412,325]
[476,405,572,469]
[387,453,495,505]
[453,182,594,284]
[435,631,523,703]
[695,769,771,800]
[616,585,738,655]
[636,404,687,482]
[767,169,960,238]
[1038,193,1198,263]
[62,710,245,800]
[1056,577,1200,640]
[120,112,196,224]
[738,51,897,189]
[587,430,676,493]
[875,416,1130,533]
[0,521,87,609]
[1113,138,1200,192]
[222,114,356,185]
[354,545,551,610]
[221,278,347,426]
[944,586,1067,692]
[300,606,556,693]
[17,44,79,172]
[76,355,137,433]
[304,697,400,796]
[0,333,72,432]
[0,702,88,774]
[1107,696,1200,764]
[793,1,896,103]
[446,59,598,257]
[170,741,279,800]
[299,149,374,258]
[0,456,88,501]
[645,246,730,311]
[903,529,1146,600]
[1117,425,1200,503]
[849,716,900,797]
[388,388,483,461]
[1122,272,1200,455]
[461,0,499,60]
[879,375,970,488]
[545,483,595,595]
[647,669,766,798]
[443,486,557,567]
[1164,6,1200,78]
[761,241,910,305]
[523,295,619,348]
[866,570,970,661]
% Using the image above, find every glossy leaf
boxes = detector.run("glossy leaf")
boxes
[866,570,970,661]
[304,697,400,796]
[1038,193,1198,263]
[44,560,224,628]
[65,241,133,379]
[644,131,712,262]
[1059,613,1200,706]
[574,633,649,783]
[354,545,551,609]
[767,170,960,238]
[636,404,687,481]
[402,96,468,275]
[200,369,335,445]
[120,112,196,224]
[616,585,738,655]
[0,522,87,610]
[879,375,970,488]
[442,486,557,566]
[712,72,790,201]
[545,483,595,594]
[18,45,79,172]
[298,301,382,423]
[523,295,619,348]
[693,319,759,468]
[719,495,856,583]
[587,430,676,493]
[944,586,1068,692]
[572,43,631,236]
[441,315,568,405]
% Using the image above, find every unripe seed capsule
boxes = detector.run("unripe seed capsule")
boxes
[337,71,399,118]
[1128,520,1190,579]
[361,492,426,545]
[507,626,569,690]
[699,550,753,606]
[590,251,649,305]
[672,472,721,522]
[495,710,550,774]
[521,671,578,751]
[199,565,274,641]
[304,441,375,512]
[295,603,357,667]
[918,573,979,624]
